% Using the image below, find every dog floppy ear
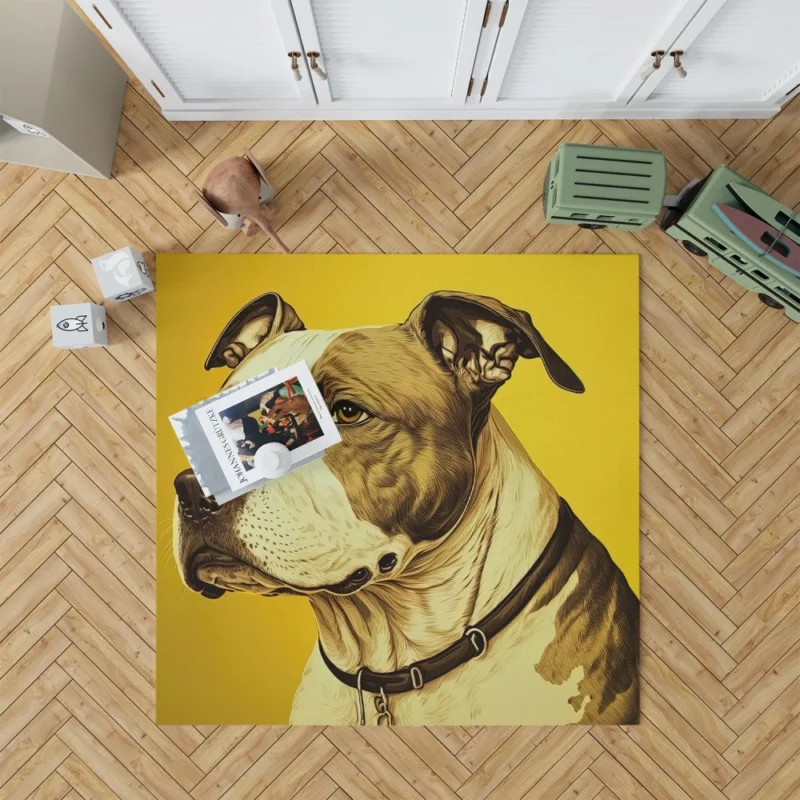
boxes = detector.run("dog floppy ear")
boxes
[405,290,584,395]
[205,292,305,370]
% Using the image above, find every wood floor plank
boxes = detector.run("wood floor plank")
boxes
[0,228,68,316]
[56,465,155,575]
[263,191,335,253]
[454,119,577,229]
[0,591,69,685]
[56,716,157,800]
[323,137,450,252]
[111,148,202,249]
[364,120,469,210]
[722,461,800,553]
[0,732,70,800]
[721,351,800,446]
[0,194,70,299]
[361,726,467,795]
[116,115,201,212]
[640,643,737,751]
[0,163,36,206]
[56,391,153,495]
[491,730,598,800]
[0,697,71,790]
[77,173,184,255]
[400,120,469,174]
[0,497,71,610]
[640,356,735,463]
[638,678,737,790]
[724,642,800,734]
[436,120,470,138]
[454,121,540,192]
[731,97,800,178]
[57,681,196,798]
[57,752,119,799]
[454,121,506,155]
[187,121,239,157]
[667,119,735,171]
[55,175,147,254]
[459,121,598,251]
[190,726,288,800]
[295,226,336,254]
[724,563,800,662]
[0,553,70,644]
[322,208,382,254]
[122,85,202,176]
[631,120,713,180]
[321,173,415,253]
[0,169,65,243]
[330,121,468,245]
[56,574,151,693]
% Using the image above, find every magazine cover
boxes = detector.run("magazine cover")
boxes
[170,361,340,503]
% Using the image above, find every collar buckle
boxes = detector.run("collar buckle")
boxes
[409,666,424,689]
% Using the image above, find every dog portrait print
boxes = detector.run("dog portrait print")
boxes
[171,288,639,726]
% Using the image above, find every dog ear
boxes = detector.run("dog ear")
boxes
[405,290,584,395]
[205,292,305,370]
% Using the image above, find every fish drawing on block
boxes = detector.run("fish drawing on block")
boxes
[713,204,800,277]
[56,315,89,332]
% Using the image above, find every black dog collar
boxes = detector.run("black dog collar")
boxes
[318,497,581,696]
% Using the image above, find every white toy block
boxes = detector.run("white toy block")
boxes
[50,303,107,349]
[91,246,154,302]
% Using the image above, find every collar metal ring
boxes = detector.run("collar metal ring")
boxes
[465,626,488,658]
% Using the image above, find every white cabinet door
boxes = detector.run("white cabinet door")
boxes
[479,0,706,111]
[289,0,486,109]
[631,0,800,110]
[76,0,316,112]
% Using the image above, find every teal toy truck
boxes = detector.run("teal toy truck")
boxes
[660,166,800,322]
[544,143,800,322]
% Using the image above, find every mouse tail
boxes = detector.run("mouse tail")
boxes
[253,213,290,254]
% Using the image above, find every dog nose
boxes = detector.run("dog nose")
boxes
[174,469,218,523]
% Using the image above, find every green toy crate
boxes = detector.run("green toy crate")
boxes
[661,165,800,323]
[544,143,667,231]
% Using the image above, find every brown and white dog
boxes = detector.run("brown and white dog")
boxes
[173,290,639,725]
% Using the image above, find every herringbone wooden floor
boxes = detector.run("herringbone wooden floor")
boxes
[1,74,800,799]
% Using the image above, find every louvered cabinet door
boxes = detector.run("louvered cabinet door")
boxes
[478,0,706,111]
[76,0,316,113]
[631,0,800,111]
[289,0,486,109]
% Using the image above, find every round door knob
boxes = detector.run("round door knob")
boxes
[288,52,302,81]
[307,52,328,81]
[641,50,665,81]
[670,51,687,79]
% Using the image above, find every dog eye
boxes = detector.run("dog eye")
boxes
[331,400,371,426]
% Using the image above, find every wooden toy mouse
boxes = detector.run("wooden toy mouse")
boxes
[198,148,289,253]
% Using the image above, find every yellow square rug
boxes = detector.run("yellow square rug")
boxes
[156,254,639,726]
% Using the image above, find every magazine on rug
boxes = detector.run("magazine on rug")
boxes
[169,361,341,504]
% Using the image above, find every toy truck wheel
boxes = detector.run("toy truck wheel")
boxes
[578,223,606,230]
[682,240,707,257]
[758,293,785,310]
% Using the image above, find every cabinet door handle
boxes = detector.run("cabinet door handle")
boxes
[288,52,302,81]
[307,52,328,81]
[670,50,687,79]
[640,51,665,81]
